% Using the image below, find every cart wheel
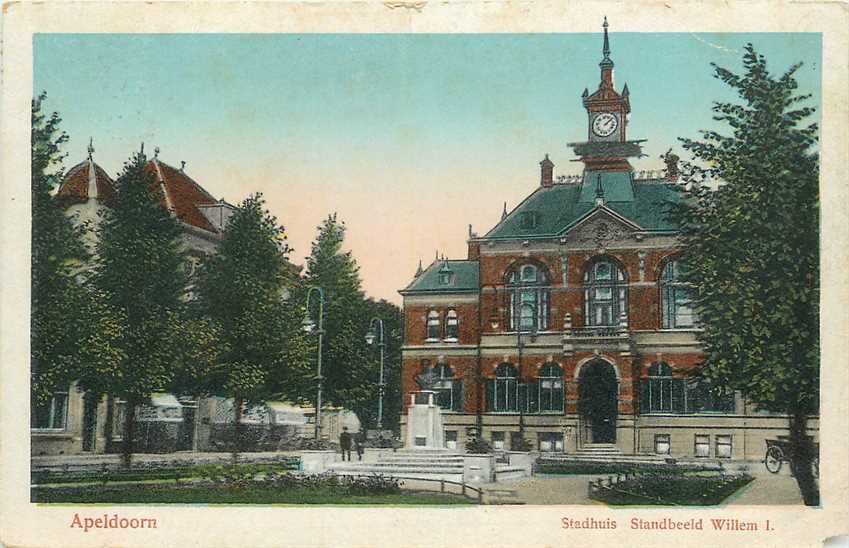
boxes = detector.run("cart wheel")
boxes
[765,447,783,474]
[812,457,819,479]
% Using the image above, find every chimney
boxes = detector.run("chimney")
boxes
[540,154,554,187]
[663,149,680,182]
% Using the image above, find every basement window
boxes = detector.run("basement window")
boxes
[654,434,671,455]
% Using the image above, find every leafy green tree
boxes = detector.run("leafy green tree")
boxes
[302,214,369,420]
[341,298,403,433]
[30,93,123,411]
[194,193,309,458]
[670,44,819,505]
[92,149,191,466]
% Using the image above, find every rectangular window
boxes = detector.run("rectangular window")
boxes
[445,430,458,450]
[426,313,440,340]
[538,432,564,452]
[491,431,505,450]
[694,434,710,457]
[654,434,671,455]
[715,435,733,459]
[31,392,69,430]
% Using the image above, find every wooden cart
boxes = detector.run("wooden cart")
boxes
[764,437,819,477]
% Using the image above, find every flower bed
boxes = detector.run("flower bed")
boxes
[589,473,753,506]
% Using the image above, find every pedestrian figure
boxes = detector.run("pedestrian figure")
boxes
[339,426,353,461]
[355,432,365,461]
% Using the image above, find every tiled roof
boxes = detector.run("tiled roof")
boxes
[483,174,682,239]
[56,160,117,206]
[401,260,480,294]
[144,159,219,233]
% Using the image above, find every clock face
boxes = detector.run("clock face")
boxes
[592,112,619,137]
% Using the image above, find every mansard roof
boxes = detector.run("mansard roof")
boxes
[56,159,117,206]
[400,259,480,295]
[482,172,682,240]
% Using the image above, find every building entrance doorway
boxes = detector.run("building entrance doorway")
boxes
[578,360,618,444]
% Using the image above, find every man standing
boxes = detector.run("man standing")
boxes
[339,426,352,461]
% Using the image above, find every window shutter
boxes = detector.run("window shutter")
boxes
[672,379,686,413]
[486,380,495,412]
[639,379,649,413]
[452,380,464,412]
[526,382,539,413]
[553,381,564,412]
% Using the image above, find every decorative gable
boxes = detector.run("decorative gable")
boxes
[562,207,641,249]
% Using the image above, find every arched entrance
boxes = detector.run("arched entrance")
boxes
[578,360,618,444]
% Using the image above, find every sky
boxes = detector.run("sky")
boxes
[33,32,821,304]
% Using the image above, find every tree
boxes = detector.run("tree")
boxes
[91,149,192,466]
[30,93,123,413]
[194,193,308,459]
[670,44,819,505]
[302,214,369,421]
[342,298,403,433]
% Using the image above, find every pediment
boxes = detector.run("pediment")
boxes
[562,207,641,248]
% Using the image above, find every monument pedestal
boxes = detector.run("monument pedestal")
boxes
[404,391,444,449]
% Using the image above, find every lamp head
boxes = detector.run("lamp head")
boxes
[365,329,376,345]
[302,316,316,333]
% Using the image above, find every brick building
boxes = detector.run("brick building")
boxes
[398,20,817,460]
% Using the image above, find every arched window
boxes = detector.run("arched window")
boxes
[426,310,441,340]
[445,309,459,340]
[537,363,564,413]
[661,260,697,329]
[584,259,627,326]
[508,263,550,331]
[433,363,463,412]
[643,363,674,413]
[487,363,519,412]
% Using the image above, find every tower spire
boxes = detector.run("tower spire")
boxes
[598,17,614,88]
[602,16,611,61]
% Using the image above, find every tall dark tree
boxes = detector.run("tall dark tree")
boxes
[30,93,122,411]
[194,193,309,459]
[341,298,404,433]
[302,214,369,418]
[670,45,819,505]
[92,149,191,466]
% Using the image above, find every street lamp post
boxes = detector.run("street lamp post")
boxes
[365,318,386,430]
[476,283,502,435]
[303,286,325,440]
[516,301,537,438]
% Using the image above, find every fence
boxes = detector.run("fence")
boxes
[344,474,484,504]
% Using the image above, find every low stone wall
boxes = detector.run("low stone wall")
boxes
[463,454,495,483]
[300,450,340,474]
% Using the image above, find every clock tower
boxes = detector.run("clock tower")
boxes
[571,18,645,202]
[582,17,630,144]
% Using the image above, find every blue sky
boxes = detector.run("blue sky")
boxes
[34,33,821,302]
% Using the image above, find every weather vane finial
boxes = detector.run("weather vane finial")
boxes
[87,137,94,160]
[602,16,611,61]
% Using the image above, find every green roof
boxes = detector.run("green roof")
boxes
[483,176,682,239]
[401,260,480,294]
[578,171,635,202]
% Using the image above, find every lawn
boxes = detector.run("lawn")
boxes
[589,473,753,506]
[31,482,475,505]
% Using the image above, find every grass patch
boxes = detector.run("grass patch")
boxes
[590,473,753,506]
[32,460,299,486]
[32,482,474,505]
